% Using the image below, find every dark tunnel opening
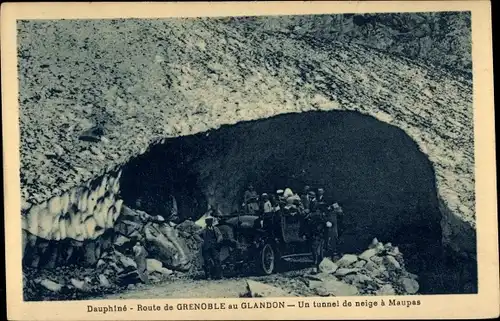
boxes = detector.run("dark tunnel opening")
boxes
[119,110,473,294]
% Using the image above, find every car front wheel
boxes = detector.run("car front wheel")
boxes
[258,243,276,275]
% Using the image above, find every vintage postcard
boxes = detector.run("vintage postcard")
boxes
[2,1,498,320]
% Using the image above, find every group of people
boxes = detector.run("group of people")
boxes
[199,183,346,279]
[243,184,335,217]
[243,184,345,273]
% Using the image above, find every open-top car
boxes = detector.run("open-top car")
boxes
[216,209,316,275]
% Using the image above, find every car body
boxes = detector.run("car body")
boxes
[216,210,315,275]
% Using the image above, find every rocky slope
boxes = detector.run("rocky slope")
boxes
[17,15,474,259]
[25,237,421,300]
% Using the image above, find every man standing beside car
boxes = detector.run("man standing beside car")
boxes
[200,216,223,280]
[304,209,327,273]
[326,202,345,260]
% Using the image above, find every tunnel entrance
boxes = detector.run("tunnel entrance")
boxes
[119,110,471,294]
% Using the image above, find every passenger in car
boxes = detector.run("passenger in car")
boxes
[316,188,329,213]
[243,184,260,214]
[260,193,274,230]
[300,185,311,211]
[276,189,286,210]
[306,190,317,213]
[261,193,274,215]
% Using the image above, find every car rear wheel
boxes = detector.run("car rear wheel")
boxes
[258,243,276,275]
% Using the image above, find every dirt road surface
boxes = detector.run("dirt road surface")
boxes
[101,267,313,299]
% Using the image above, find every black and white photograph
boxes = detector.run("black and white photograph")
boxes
[2,1,498,320]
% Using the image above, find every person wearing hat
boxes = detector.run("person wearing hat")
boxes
[133,240,149,284]
[200,215,223,280]
[260,193,274,229]
[316,188,329,213]
[306,190,318,214]
[325,202,344,260]
[276,189,286,211]
[243,184,260,215]
[300,186,311,212]
[261,193,273,215]
[304,209,327,273]
[283,188,294,199]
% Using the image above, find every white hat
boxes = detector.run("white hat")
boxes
[276,189,284,194]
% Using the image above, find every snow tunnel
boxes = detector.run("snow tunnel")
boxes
[120,110,443,253]
[118,110,479,294]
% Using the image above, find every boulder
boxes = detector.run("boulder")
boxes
[118,270,141,285]
[128,230,144,241]
[158,267,173,275]
[114,250,137,270]
[368,238,379,249]
[304,272,331,282]
[149,274,161,283]
[364,260,378,272]
[144,223,191,271]
[359,248,378,261]
[353,260,366,268]
[114,235,131,247]
[335,268,360,277]
[146,258,164,273]
[39,279,63,292]
[99,275,111,288]
[343,273,373,286]
[367,265,387,278]
[176,220,202,235]
[96,259,107,268]
[246,280,291,297]
[115,220,143,237]
[374,242,385,253]
[400,277,419,294]
[375,284,395,296]
[370,256,383,264]
[384,255,401,270]
[336,254,358,267]
[311,279,359,297]
[387,246,401,257]
[318,258,339,274]
[121,205,142,222]
[70,278,90,291]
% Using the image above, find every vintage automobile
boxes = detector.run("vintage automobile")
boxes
[215,208,318,275]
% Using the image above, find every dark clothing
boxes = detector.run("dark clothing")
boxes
[202,247,222,279]
[244,190,259,214]
[316,195,329,213]
[133,244,149,283]
[307,211,327,237]
[201,226,223,279]
[308,198,318,213]
[324,210,340,258]
[300,194,309,210]
[201,226,223,250]
[302,195,317,210]
[306,211,328,268]
[311,238,325,269]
